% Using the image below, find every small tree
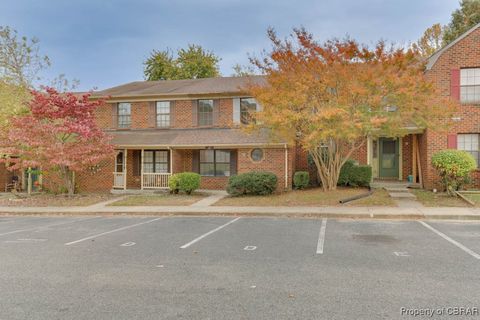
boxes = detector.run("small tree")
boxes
[431,150,476,195]
[413,23,444,57]
[247,28,457,190]
[443,0,480,45]
[0,88,115,195]
[144,44,220,80]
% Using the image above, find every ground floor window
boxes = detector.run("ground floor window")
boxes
[200,150,231,176]
[457,134,480,166]
[143,150,169,173]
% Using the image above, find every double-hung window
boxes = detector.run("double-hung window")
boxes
[199,150,231,176]
[458,134,480,167]
[460,68,480,104]
[198,99,213,126]
[240,98,257,124]
[156,101,171,128]
[143,151,169,173]
[117,103,131,128]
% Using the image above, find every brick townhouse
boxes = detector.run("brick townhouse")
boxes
[72,75,296,192]
[1,23,480,192]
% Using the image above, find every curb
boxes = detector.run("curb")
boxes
[0,210,479,220]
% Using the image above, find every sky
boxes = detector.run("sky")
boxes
[1,0,459,91]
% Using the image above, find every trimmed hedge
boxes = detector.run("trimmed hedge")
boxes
[431,150,476,195]
[227,171,277,196]
[293,171,309,189]
[168,172,200,195]
[338,159,372,187]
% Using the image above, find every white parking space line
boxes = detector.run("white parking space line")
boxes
[0,217,101,237]
[419,221,480,260]
[316,218,327,254]
[65,217,164,246]
[180,217,241,249]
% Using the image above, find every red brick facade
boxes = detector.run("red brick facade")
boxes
[7,26,480,192]
[422,25,480,189]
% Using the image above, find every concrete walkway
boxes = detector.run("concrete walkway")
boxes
[190,191,227,207]
[0,204,478,220]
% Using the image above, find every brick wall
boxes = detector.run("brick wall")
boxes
[0,164,14,191]
[98,98,234,130]
[424,26,480,189]
[171,147,293,190]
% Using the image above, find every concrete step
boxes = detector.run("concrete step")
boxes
[384,187,410,192]
[389,192,416,199]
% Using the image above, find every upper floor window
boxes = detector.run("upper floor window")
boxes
[458,134,479,167]
[117,103,131,128]
[198,99,213,126]
[240,98,257,124]
[156,101,170,128]
[460,68,480,104]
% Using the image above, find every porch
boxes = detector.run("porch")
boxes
[367,133,424,187]
[113,149,172,190]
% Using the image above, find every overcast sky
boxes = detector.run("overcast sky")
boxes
[1,0,458,91]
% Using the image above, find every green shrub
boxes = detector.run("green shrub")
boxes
[169,172,200,195]
[168,174,180,194]
[227,171,277,196]
[293,171,309,189]
[338,160,372,187]
[431,150,476,195]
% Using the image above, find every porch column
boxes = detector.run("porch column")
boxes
[141,149,144,190]
[284,144,288,189]
[169,147,173,174]
[124,149,127,190]
[398,138,403,181]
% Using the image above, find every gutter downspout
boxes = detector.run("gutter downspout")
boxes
[284,144,288,190]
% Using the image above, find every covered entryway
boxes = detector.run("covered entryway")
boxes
[379,138,399,178]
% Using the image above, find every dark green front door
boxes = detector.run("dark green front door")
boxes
[379,138,399,178]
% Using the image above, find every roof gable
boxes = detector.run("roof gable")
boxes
[426,22,480,70]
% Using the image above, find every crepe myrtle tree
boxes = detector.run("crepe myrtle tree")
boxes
[246,28,457,191]
[0,88,114,195]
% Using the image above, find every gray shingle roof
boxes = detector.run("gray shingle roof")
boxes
[108,128,285,147]
[93,76,266,98]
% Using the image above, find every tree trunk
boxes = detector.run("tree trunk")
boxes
[27,168,32,196]
[60,166,75,196]
[308,139,363,191]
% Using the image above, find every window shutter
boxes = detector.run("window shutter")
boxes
[447,134,457,149]
[192,100,198,126]
[212,99,220,126]
[451,69,460,101]
[149,101,156,128]
[170,101,175,128]
[233,98,241,124]
[230,150,238,176]
[256,100,263,112]
[112,103,118,129]
[133,150,141,176]
[192,150,200,173]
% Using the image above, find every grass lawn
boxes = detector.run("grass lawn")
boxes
[457,192,480,207]
[108,192,207,206]
[412,189,469,207]
[214,187,395,207]
[346,189,396,207]
[0,193,117,207]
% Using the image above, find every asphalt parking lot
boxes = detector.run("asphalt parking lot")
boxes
[0,215,479,320]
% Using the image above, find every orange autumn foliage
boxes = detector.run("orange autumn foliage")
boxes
[246,27,457,190]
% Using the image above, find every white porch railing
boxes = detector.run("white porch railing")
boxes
[113,172,125,188]
[142,173,171,189]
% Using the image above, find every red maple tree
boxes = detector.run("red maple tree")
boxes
[1,88,114,195]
